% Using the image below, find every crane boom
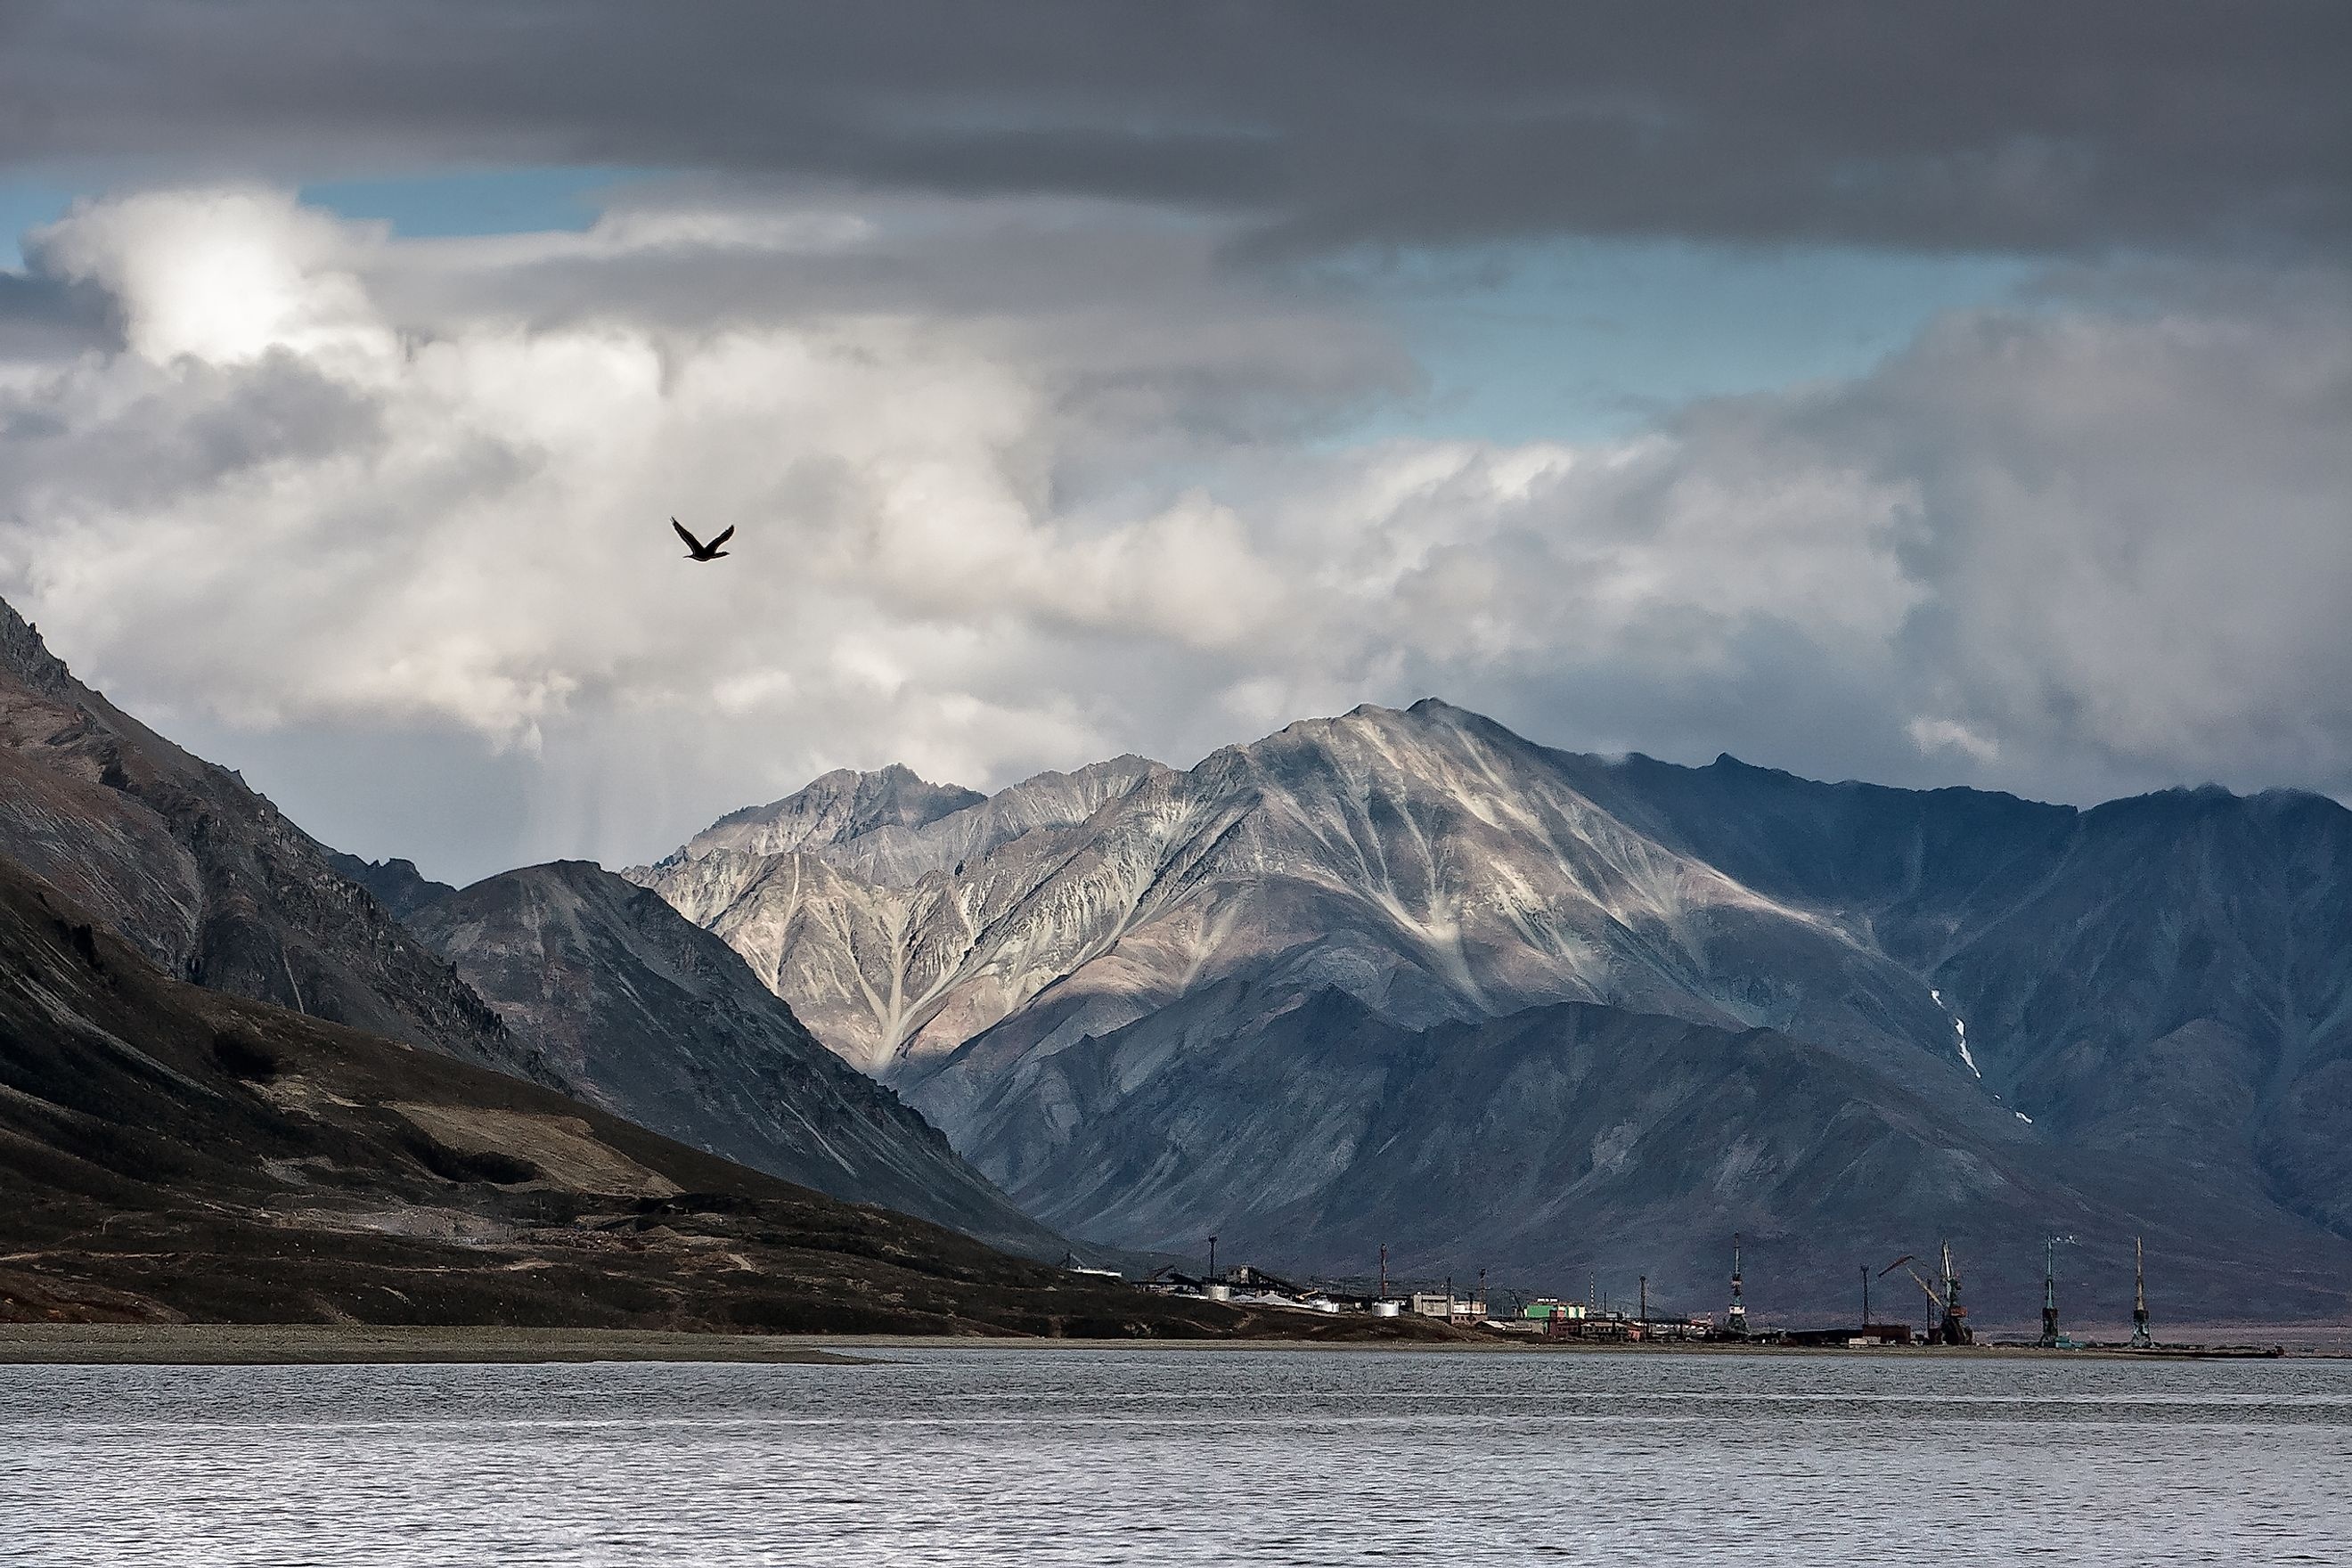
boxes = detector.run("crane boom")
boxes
[1879,1254,1942,1307]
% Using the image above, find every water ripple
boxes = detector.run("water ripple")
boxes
[3,1349,2347,1565]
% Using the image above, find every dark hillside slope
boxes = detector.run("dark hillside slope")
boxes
[0,853,1386,1338]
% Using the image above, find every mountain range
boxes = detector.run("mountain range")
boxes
[7,574,2344,1333]
[629,700,2352,1327]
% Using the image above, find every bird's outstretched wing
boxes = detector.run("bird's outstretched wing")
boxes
[671,518,704,552]
[707,525,736,550]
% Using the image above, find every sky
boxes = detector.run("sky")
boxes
[0,2,2346,883]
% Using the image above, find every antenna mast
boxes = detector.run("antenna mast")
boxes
[2130,1236,2152,1349]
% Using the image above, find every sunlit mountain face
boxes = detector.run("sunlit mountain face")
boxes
[636,699,2352,1322]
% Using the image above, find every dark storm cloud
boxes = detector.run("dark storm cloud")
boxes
[4,1,2346,257]
[0,7,2343,878]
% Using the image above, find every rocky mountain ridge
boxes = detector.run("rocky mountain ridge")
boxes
[633,704,1997,1085]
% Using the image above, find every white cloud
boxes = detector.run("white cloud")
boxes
[1907,717,2000,764]
[33,189,390,364]
[0,185,2343,879]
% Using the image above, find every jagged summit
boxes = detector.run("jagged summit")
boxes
[680,763,987,862]
[324,851,455,919]
[632,698,1960,1074]
[0,598,78,699]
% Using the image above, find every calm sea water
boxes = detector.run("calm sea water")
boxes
[3,1347,2348,1565]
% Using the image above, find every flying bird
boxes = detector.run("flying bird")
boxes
[672,519,735,561]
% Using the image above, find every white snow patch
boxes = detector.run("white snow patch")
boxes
[1929,987,1983,1078]
[2014,1112,2033,1123]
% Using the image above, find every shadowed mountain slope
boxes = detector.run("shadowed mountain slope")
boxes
[0,598,1109,1276]
[408,862,1074,1260]
[927,980,2352,1325]
[1565,755,2352,1238]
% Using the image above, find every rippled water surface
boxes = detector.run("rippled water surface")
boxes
[4,1347,2348,1565]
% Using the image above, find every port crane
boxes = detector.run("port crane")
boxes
[1877,1244,1972,1344]
[2039,1235,2078,1347]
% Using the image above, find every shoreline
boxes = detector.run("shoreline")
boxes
[2,1323,2341,1365]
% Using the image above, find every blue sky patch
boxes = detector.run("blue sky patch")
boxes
[1347,241,2033,444]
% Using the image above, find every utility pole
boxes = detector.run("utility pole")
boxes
[2131,1236,2152,1349]
[1860,1264,1870,1335]
[1477,1267,1486,1319]
[1638,1274,1648,1324]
